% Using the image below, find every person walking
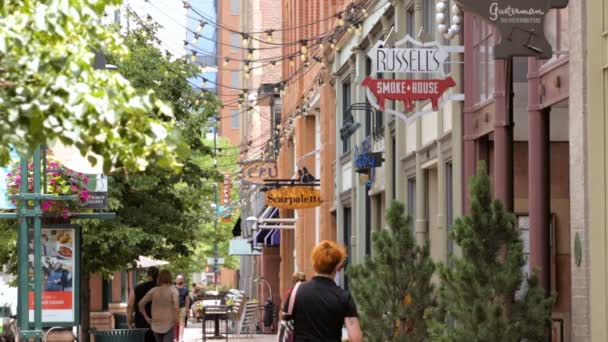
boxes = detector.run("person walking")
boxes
[283,271,306,301]
[283,240,362,342]
[138,270,179,342]
[128,267,159,342]
[173,275,189,342]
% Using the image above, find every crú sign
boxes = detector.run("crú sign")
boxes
[368,35,449,75]
[240,160,278,185]
[457,0,569,59]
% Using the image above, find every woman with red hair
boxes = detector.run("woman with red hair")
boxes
[282,240,362,341]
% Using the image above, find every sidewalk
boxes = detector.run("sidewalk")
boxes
[183,326,276,342]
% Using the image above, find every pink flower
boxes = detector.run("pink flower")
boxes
[83,177,90,183]
[49,178,56,184]
[7,173,12,177]
[14,176,21,183]
[70,185,78,192]
[41,202,51,211]
[62,212,69,219]
[51,172,60,177]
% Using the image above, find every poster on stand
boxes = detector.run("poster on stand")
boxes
[28,226,79,326]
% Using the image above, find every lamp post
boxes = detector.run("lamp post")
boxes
[254,277,272,302]
[212,116,219,286]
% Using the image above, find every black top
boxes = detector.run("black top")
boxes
[176,286,189,308]
[284,276,358,342]
[134,280,156,328]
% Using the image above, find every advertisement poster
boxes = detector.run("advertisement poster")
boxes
[28,228,77,324]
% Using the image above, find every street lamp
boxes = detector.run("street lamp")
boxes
[254,277,272,301]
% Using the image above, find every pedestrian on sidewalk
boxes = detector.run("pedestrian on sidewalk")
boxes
[283,272,306,301]
[173,274,190,342]
[139,270,180,342]
[283,240,362,342]
[127,267,159,342]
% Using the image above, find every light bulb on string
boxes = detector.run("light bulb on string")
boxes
[223,58,230,66]
[266,30,273,42]
[248,49,254,60]
[337,14,345,26]
[300,41,308,54]
[202,78,207,88]
[330,40,336,49]
[196,21,205,33]
[245,71,250,79]
[270,60,277,66]
[191,34,199,44]
[356,24,363,35]
[190,52,197,63]
[289,58,294,66]
[362,8,368,17]
[300,54,307,62]
[242,34,249,47]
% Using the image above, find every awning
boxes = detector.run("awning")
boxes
[257,206,296,230]
[229,239,261,256]
[231,217,242,237]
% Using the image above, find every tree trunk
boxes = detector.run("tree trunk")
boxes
[80,273,90,342]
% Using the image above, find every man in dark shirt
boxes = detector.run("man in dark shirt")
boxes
[283,241,362,342]
[127,267,159,342]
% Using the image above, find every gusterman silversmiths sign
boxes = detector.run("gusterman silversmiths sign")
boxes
[456,0,569,59]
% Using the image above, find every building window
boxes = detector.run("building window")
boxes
[422,0,436,39]
[230,71,240,88]
[365,195,371,256]
[343,207,352,290]
[406,7,415,79]
[407,177,416,235]
[230,109,240,129]
[391,136,396,200]
[446,162,454,260]
[342,80,352,153]
[544,8,569,63]
[473,16,495,103]
[230,33,241,53]
[230,0,240,15]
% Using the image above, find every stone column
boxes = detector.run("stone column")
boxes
[528,57,551,294]
[462,11,476,214]
[494,59,514,212]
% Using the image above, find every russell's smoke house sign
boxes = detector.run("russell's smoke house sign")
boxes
[369,36,450,75]
[363,34,460,122]
[457,0,569,59]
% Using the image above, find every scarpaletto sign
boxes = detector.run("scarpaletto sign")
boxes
[266,186,321,209]
[368,36,450,75]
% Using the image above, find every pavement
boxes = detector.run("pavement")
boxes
[183,325,276,342]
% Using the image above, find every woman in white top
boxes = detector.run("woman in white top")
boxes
[139,270,179,342]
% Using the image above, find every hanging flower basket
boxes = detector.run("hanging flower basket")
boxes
[6,159,91,218]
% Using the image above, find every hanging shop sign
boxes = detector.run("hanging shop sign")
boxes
[240,160,278,185]
[362,76,456,112]
[368,36,450,75]
[354,139,384,174]
[221,172,232,205]
[265,186,322,209]
[28,225,80,326]
[457,0,568,59]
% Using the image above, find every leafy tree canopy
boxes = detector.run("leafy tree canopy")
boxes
[0,0,187,172]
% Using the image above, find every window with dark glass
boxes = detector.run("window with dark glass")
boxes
[446,162,454,260]
[407,177,416,236]
[343,207,352,290]
[473,16,495,103]
[342,80,352,153]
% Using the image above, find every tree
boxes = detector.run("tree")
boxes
[428,162,553,341]
[348,201,435,342]
[0,0,187,171]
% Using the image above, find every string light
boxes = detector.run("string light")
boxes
[362,8,368,17]
[190,51,197,62]
[300,54,307,62]
[330,40,336,49]
[300,41,308,54]
[196,21,206,33]
[337,14,345,26]
[289,57,294,66]
[241,34,250,47]
[202,78,207,88]
[248,49,254,60]
[266,30,274,42]
[223,58,230,66]
[191,33,199,44]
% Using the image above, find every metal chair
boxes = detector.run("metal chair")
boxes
[234,301,259,337]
